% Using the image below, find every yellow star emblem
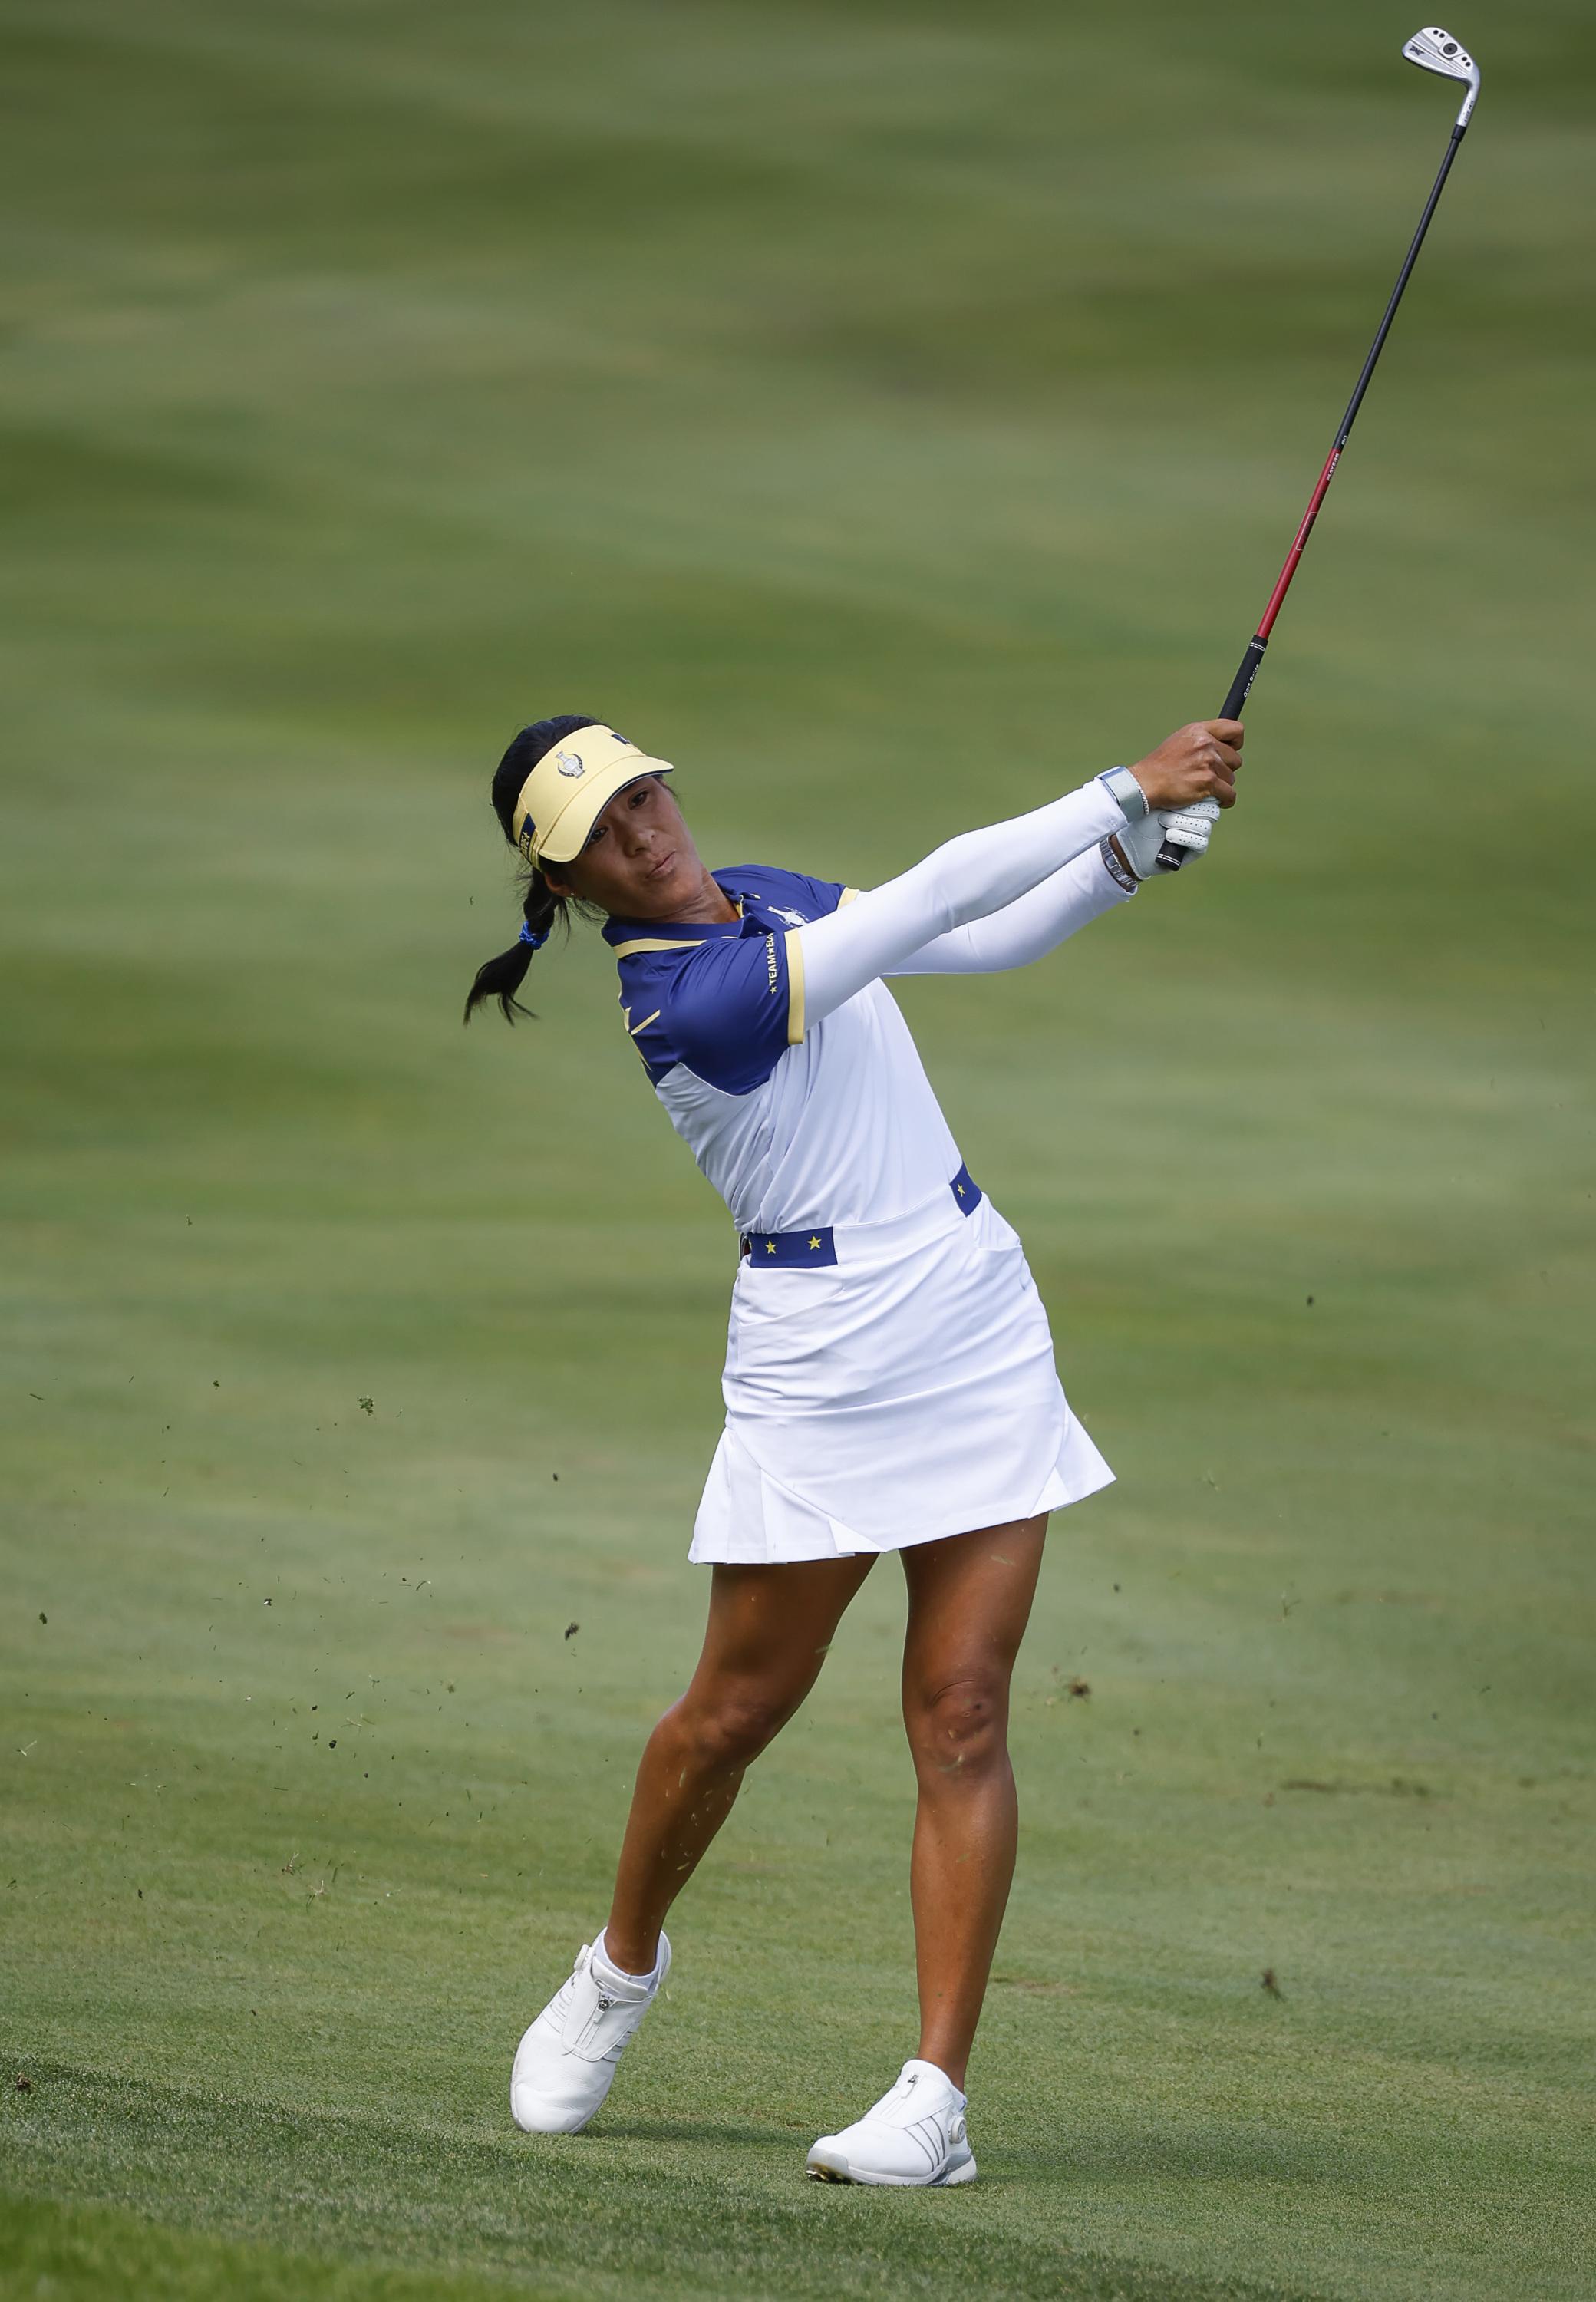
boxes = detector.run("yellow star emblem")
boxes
[808,1235,822,1250]
[955,1181,965,1196]
[766,1240,777,1255]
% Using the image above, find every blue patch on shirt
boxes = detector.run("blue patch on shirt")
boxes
[611,866,847,1096]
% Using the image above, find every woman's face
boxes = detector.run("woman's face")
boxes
[542,776,706,919]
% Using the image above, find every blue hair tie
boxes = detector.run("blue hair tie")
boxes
[518,919,549,951]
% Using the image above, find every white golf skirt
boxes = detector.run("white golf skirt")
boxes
[689,1186,1113,1564]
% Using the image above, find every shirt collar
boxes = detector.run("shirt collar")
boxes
[602,873,757,950]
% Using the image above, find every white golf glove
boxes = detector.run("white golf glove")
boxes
[1156,793,1222,862]
[1106,793,1220,882]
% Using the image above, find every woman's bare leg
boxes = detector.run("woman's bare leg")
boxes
[899,1515,1047,2089]
[603,1553,875,1974]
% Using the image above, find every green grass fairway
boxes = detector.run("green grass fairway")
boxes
[3,2,1594,2296]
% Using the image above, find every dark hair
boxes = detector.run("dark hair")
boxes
[462,714,603,1024]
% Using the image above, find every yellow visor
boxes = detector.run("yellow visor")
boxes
[510,724,675,866]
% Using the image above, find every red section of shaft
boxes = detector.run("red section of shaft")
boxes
[1255,446,1342,640]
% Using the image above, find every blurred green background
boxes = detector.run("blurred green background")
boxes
[2,2,1592,2297]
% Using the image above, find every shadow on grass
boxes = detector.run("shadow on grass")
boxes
[2,2051,1322,2302]
[1011,2122,1350,2190]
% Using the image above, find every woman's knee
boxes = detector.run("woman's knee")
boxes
[898,1676,1008,1777]
[674,1677,803,1770]
[904,1668,1010,1780]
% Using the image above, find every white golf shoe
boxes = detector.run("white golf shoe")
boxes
[807,2058,976,2186]
[510,1930,670,2135]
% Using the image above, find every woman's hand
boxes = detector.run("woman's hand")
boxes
[1127,721,1243,813]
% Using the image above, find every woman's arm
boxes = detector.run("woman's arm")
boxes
[790,780,1128,1029]
[886,843,1132,978]
[789,722,1241,1032]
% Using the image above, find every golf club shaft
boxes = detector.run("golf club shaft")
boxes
[1157,120,1470,869]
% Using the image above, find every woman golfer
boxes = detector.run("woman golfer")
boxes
[465,713,1240,2185]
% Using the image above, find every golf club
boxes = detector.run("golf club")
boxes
[1156,26,1482,872]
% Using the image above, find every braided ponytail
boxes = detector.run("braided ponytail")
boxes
[462,714,603,1026]
[462,870,566,1025]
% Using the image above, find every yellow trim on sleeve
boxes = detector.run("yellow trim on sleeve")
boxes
[609,935,707,958]
[627,1008,661,1037]
[785,926,806,1045]
[839,886,865,906]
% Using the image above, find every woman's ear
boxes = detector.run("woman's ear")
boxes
[540,866,573,900]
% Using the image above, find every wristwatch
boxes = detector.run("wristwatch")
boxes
[1096,764,1149,823]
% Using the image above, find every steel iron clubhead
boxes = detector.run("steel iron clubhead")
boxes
[1403,26,1481,126]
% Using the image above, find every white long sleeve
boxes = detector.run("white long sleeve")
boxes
[886,845,1132,976]
[791,779,1127,1027]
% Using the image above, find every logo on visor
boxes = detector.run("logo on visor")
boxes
[554,750,585,777]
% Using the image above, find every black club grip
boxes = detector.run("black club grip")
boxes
[1154,633,1268,872]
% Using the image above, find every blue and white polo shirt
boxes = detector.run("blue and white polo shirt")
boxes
[604,866,964,1240]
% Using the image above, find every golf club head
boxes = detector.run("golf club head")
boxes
[1403,27,1481,126]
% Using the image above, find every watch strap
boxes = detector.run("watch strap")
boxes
[1096,764,1149,823]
